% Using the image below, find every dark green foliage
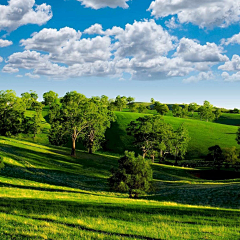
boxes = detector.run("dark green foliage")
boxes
[115,95,127,111]
[236,127,240,145]
[199,101,215,122]
[208,145,223,169]
[109,151,153,198]
[137,103,147,113]
[215,108,222,120]
[0,90,27,136]
[223,147,240,169]
[48,121,69,146]
[188,103,198,117]
[128,103,138,112]
[0,157,4,170]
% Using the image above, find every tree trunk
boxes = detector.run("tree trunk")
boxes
[88,140,93,154]
[71,137,76,157]
[174,149,178,165]
[151,155,155,163]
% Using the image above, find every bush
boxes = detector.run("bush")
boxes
[109,151,153,198]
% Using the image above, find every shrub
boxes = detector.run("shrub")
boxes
[109,151,153,198]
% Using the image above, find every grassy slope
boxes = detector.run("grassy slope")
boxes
[105,112,239,159]
[0,137,240,239]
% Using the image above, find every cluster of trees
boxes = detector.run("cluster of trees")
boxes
[48,92,115,156]
[127,115,190,164]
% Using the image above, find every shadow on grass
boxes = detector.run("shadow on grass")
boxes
[0,197,239,239]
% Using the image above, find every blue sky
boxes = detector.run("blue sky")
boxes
[1,0,240,108]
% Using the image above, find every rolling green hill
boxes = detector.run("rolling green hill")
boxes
[0,137,239,239]
[105,112,239,159]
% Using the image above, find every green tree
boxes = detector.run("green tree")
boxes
[82,97,115,154]
[129,102,138,112]
[29,102,43,139]
[115,95,127,111]
[181,104,188,118]
[0,90,26,136]
[200,101,215,122]
[172,104,182,118]
[223,147,239,167]
[154,102,169,115]
[21,92,32,110]
[188,103,198,117]
[126,96,135,106]
[171,124,190,165]
[127,115,165,159]
[138,104,147,113]
[208,145,223,169]
[109,151,153,198]
[215,108,222,120]
[49,91,102,156]
[43,91,59,107]
[150,98,155,104]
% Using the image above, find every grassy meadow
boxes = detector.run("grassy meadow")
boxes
[0,137,240,239]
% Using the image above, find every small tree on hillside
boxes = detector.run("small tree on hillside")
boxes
[223,147,239,169]
[129,103,138,112]
[115,96,127,111]
[188,103,198,117]
[138,104,147,113]
[181,104,189,118]
[127,97,135,106]
[215,108,222,120]
[172,104,182,118]
[154,101,169,115]
[109,151,153,198]
[208,145,223,169]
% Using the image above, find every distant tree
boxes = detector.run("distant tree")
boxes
[0,157,4,170]
[171,124,190,165]
[151,98,155,104]
[0,90,26,136]
[188,103,198,117]
[223,147,239,168]
[43,91,59,107]
[127,115,165,159]
[115,96,127,111]
[138,104,147,113]
[108,99,116,111]
[154,102,169,115]
[172,104,182,118]
[126,97,135,106]
[232,108,239,114]
[109,151,153,198]
[215,108,222,120]
[30,90,38,102]
[237,127,240,145]
[208,145,223,169]
[181,104,188,118]
[201,101,215,122]
[29,102,43,139]
[129,103,138,112]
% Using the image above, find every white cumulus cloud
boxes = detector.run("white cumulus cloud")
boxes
[148,0,240,28]
[0,0,52,32]
[77,0,129,9]
[183,71,214,83]
[0,39,13,47]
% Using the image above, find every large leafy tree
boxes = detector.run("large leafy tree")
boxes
[82,97,115,154]
[109,151,153,198]
[0,90,26,136]
[199,101,215,122]
[171,124,190,165]
[215,108,222,120]
[127,115,165,159]
[43,91,59,107]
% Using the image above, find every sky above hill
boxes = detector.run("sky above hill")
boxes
[0,0,240,108]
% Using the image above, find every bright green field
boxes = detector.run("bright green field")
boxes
[105,112,239,159]
[0,137,240,239]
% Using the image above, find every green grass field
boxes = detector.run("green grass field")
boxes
[0,137,240,239]
[105,112,239,159]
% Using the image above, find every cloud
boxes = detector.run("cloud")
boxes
[183,71,214,83]
[2,65,19,73]
[175,38,229,68]
[218,55,240,71]
[222,72,240,82]
[165,17,180,29]
[76,0,129,9]
[25,73,40,79]
[0,39,13,47]
[148,0,240,28]
[0,56,3,62]
[0,0,52,32]
[83,24,104,35]
[222,32,240,46]
[16,75,23,78]
[3,20,229,81]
